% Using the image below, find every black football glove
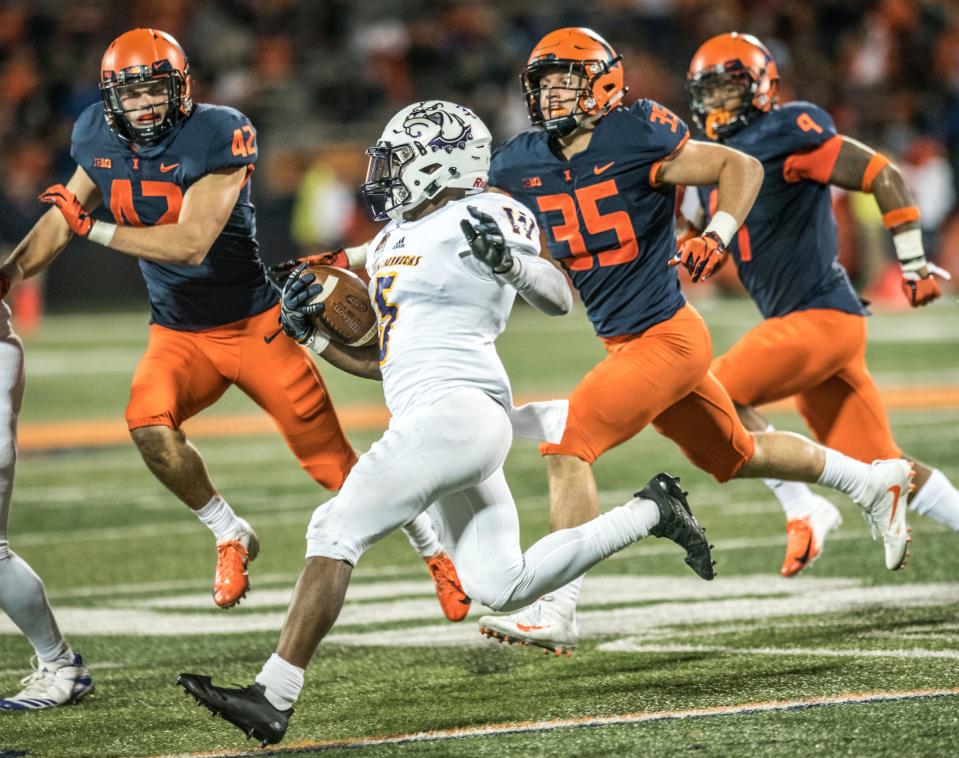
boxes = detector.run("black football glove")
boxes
[460,206,514,274]
[279,263,325,344]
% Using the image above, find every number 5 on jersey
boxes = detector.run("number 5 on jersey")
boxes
[373,272,399,366]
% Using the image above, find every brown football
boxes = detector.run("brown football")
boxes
[304,265,377,347]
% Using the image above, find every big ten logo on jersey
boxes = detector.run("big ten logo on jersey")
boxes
[650,103,680,133]
[110,178,182,226]
[502,206,536,240]
[231,125,257,157]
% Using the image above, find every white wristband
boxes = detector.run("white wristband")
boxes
[703,210,739,247]
[893,228,926,273]
[87,221,117,247]
[302,330,331,355]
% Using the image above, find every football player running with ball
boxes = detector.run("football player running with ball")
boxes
[0,274,93,710]
[1,29,466,620]
[479,27,916,655]
[177,100,716,747]
[682,32,959,576]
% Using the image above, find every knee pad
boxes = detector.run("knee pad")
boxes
[305,499,364,565]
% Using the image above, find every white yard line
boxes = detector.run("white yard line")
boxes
[596,642,959,659]
[163,688,959,757]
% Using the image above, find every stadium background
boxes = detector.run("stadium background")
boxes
[0,0,958,318]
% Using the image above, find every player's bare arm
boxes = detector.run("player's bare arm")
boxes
[314,342,381,380]
[3,166,101,284]
[41,165,247,266]
[787,133,949,305]
[660,140,762,282]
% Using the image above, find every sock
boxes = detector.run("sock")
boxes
[909,469,959,531]
[817,448,871,503]
[540,575,584,619]
[401,511,443,559]
[194,495,243,542]
[763,478,823,519]
[255,653,304,711]
[0,548,69,662]
[44,646,75,668]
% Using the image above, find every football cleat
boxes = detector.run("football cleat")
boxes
[213,518,260,608]
[857,459,914,570]
[425,551,471,622]
[781,498,843,577]
[478,596,579,656]
[177,674,291,747]
[0,653,94,711]
[641,473,716,580]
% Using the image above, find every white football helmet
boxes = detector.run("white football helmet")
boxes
[361,100,492,222]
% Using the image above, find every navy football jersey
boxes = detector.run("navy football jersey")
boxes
[70,102,277,330]
[695,101,866,319]
[490,100,688,338]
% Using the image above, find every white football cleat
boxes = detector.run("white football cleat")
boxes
[856,459,914,570]
[0,653,94,711]
[478,596,579,656]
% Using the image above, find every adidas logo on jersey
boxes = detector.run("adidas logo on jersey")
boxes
[393,237,406,249]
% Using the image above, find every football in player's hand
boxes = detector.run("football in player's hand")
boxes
[304,264,377,347]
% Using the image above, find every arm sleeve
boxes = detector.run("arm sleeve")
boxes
[497,254,572,316]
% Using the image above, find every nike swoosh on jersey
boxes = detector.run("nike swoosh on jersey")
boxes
[160,163,180,173]
[593,161,615,175]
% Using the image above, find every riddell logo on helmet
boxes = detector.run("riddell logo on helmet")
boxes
[473,177,487,189]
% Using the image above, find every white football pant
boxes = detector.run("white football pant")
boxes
[306,388,653,611]
[0,332,68,662]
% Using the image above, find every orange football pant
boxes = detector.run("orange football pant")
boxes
[541,303,755,482]
[126,304,356,489]
[712,308,901,462]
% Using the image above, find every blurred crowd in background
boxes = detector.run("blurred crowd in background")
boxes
[1,0,958,319]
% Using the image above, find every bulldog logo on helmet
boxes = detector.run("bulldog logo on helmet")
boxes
[401,102,474,153]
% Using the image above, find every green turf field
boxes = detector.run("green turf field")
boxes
[2,297,958,757]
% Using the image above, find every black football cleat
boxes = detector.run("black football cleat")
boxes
[177,673,291,746]
[638,473,716,580]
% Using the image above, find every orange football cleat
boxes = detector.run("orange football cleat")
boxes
[781,519,817,577]
[213,522,259,608]
[780,501,842,577]
[425,552,471,622]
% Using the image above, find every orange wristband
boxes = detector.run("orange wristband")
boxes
[861,153,890,192]
[881,206,920,230]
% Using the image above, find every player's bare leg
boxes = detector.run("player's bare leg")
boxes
[734,404,842,576]
[737,429,913,570]
[178,556,352,745]
[131,424,258,607]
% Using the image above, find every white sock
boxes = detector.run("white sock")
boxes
[401,511,442,559]
[0,547,70,663]
[255,653,304,711]
[817,448,871,503]
[194,495,243,542]
[763,478,822,519]
[909,469,959,531]
[43,646,75,668]
[540,575,584,619]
